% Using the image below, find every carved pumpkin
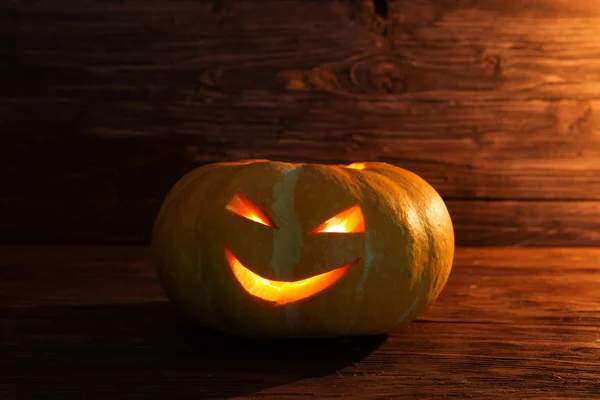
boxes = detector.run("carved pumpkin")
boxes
[152,160,454,338]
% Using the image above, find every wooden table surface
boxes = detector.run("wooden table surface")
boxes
[1,246,599,399]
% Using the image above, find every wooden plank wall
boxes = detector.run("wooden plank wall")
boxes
[1,0,599,246]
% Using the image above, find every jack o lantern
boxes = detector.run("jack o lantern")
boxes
[152,160,454,338]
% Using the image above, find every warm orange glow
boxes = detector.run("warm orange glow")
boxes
[346,162,366,170]
[225,247,357,306]
[226,192,276,228]
[310,205,365,234]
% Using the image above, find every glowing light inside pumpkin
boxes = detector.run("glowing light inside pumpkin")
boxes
[347,162,366,170]
[225,247,357,305]
[226,192,276,228]
[310,205,365,234]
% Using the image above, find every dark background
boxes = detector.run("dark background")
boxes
[1,0,599,246]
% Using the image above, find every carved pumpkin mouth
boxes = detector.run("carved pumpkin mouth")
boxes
[224,246,359,306]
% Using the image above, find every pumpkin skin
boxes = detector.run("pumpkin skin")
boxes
[152,160,454,338]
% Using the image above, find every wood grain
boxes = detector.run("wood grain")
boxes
[2,0,600,246]
[4,100,600,200]
[1,245,599,399]
[3,0,600,102]
[448,200,600,247]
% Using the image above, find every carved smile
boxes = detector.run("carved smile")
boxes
[225,247,359,306]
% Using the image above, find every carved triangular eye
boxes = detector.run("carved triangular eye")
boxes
[309,205,365,234]
[226,192,277,228]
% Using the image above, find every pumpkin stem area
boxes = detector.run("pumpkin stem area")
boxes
[346,162,367,170]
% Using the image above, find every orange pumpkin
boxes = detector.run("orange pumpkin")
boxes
[152,160,454,338]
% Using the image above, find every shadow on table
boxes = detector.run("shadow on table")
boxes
[1,302,387,398]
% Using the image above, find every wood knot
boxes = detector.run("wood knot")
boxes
[347,0,390,38]
[277,71,310,91]
[307,69,339,92]
[297,54,409,98]
[553,100,594,136]
[197,67,223,89]
[368,62,406,94]
[373,0,388,20]
[480,54,502,78]
[344,132,382,156]
[350,55,406,95]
